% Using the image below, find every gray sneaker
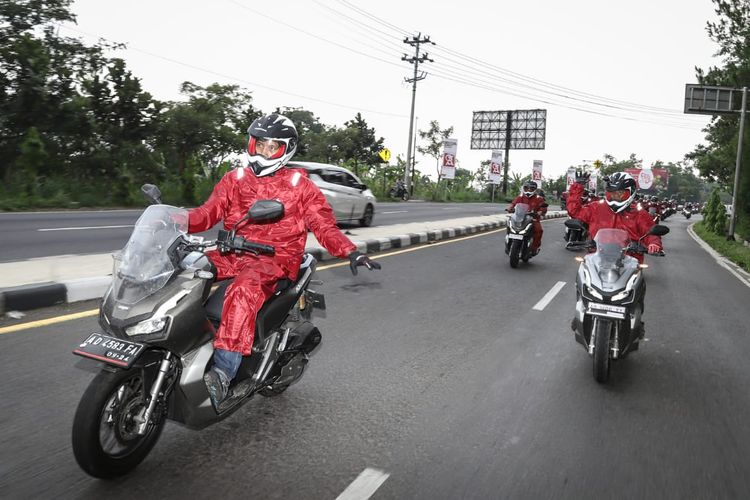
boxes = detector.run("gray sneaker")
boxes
[204,368,230,411]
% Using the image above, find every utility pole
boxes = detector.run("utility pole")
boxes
[728,87,747,240]
[402,33,433,193]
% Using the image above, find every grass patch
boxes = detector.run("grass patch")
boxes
[693,221,750,272]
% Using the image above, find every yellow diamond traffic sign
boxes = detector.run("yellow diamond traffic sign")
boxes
[378,148,391,162]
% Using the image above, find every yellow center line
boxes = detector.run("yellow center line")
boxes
[0,226,513,335]
[317,228,504,270]
[0,309,99,335]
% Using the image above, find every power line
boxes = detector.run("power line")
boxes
[329,2,706,123]
[53,23,408,119]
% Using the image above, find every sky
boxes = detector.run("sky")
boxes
[64,0,722,182]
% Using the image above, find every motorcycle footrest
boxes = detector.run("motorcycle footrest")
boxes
[307,290,326,310]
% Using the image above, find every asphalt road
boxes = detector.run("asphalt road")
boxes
[2,216,750,499]
[0,202,509,262]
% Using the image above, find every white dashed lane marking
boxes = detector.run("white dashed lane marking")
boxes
[532,281,567,311]
[336,468,390,500]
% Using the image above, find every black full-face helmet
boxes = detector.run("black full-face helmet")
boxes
[604,172,637,213]
[522,180,538,197]
[246,113,298,177]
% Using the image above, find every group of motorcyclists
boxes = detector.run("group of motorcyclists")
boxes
[72,111,685,478]
[184,109,680,405]
[192,113,681,403]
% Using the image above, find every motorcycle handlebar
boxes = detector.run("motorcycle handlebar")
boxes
[241,240,275,255]
[216,230,275,255]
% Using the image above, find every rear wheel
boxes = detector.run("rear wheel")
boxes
[359,204,374,227]
[72,368,166,478]
[593,319,612,383]
[509,240,521,268]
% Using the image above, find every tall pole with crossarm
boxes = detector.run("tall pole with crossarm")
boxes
[402,34,433,194]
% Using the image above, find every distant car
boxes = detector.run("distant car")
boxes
[287,161,376,226]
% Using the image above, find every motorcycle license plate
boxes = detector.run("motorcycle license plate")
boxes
[588,303,626,319]
[73,333,145,368]
[508,233,524,240]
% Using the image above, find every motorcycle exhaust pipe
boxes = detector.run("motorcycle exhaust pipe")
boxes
[284,322,322,355]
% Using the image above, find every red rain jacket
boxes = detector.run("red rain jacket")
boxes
[186,166,356,354]
[567,183,661,262]
[508,194,548,215]
[188,166,356,280]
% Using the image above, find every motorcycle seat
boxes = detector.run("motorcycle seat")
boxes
[204,253,315,332]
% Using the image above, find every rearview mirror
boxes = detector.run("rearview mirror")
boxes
[141,184,162,205]
[649,224,670,237]
[248,200,284,222]
[357,183,368,191]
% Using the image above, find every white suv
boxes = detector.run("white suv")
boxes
[286,161,376,226]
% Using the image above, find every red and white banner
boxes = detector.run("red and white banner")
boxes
[441,139,458,179]
[588,172,598,192]
[532,160,543,187]
[489,150,503,185]
[566,168,576,188]
[624,168,669,190]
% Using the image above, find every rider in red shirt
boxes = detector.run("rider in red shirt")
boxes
[507,180,548,254]
[566,171,662,263]
[191,113,381,409]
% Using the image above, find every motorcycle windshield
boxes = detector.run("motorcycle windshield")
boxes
[593,228,629,261]
[111,205,189,305]
[511,203,530,226]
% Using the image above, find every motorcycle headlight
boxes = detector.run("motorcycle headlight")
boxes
[611,290,630,302]
[125,316,168,336]
[586,285,603,300]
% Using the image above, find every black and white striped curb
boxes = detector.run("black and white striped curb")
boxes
[0,212,567,314]
[309,212,567,261]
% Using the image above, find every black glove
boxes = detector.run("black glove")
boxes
[348,251,381,276]
[575,169,591,185]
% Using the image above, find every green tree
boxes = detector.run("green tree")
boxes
[0,0,112,183]
[416,120,454,200]
[14,126,47,196]
[704,187,728,234]
[688,0,750,237]
[156,82,257,177]
[335,112,384,177]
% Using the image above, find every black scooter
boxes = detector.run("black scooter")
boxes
[71,185,325,478]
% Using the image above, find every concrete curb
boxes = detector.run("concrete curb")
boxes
[0,212,567,313]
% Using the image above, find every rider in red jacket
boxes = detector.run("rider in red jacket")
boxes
[566,171,662,263]
[191,113,380,409]
[507,180,548,254]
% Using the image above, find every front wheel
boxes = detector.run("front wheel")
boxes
[72,368,166,478]
[509,239,521,268]
[593,319,612,383]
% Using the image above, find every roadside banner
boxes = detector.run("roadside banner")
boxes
[532,160,543,187]
[588,172,598,192]
[441,138,457,179]
[566,168,576,188]
[624,168,669,191]
[489,150,503,185]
